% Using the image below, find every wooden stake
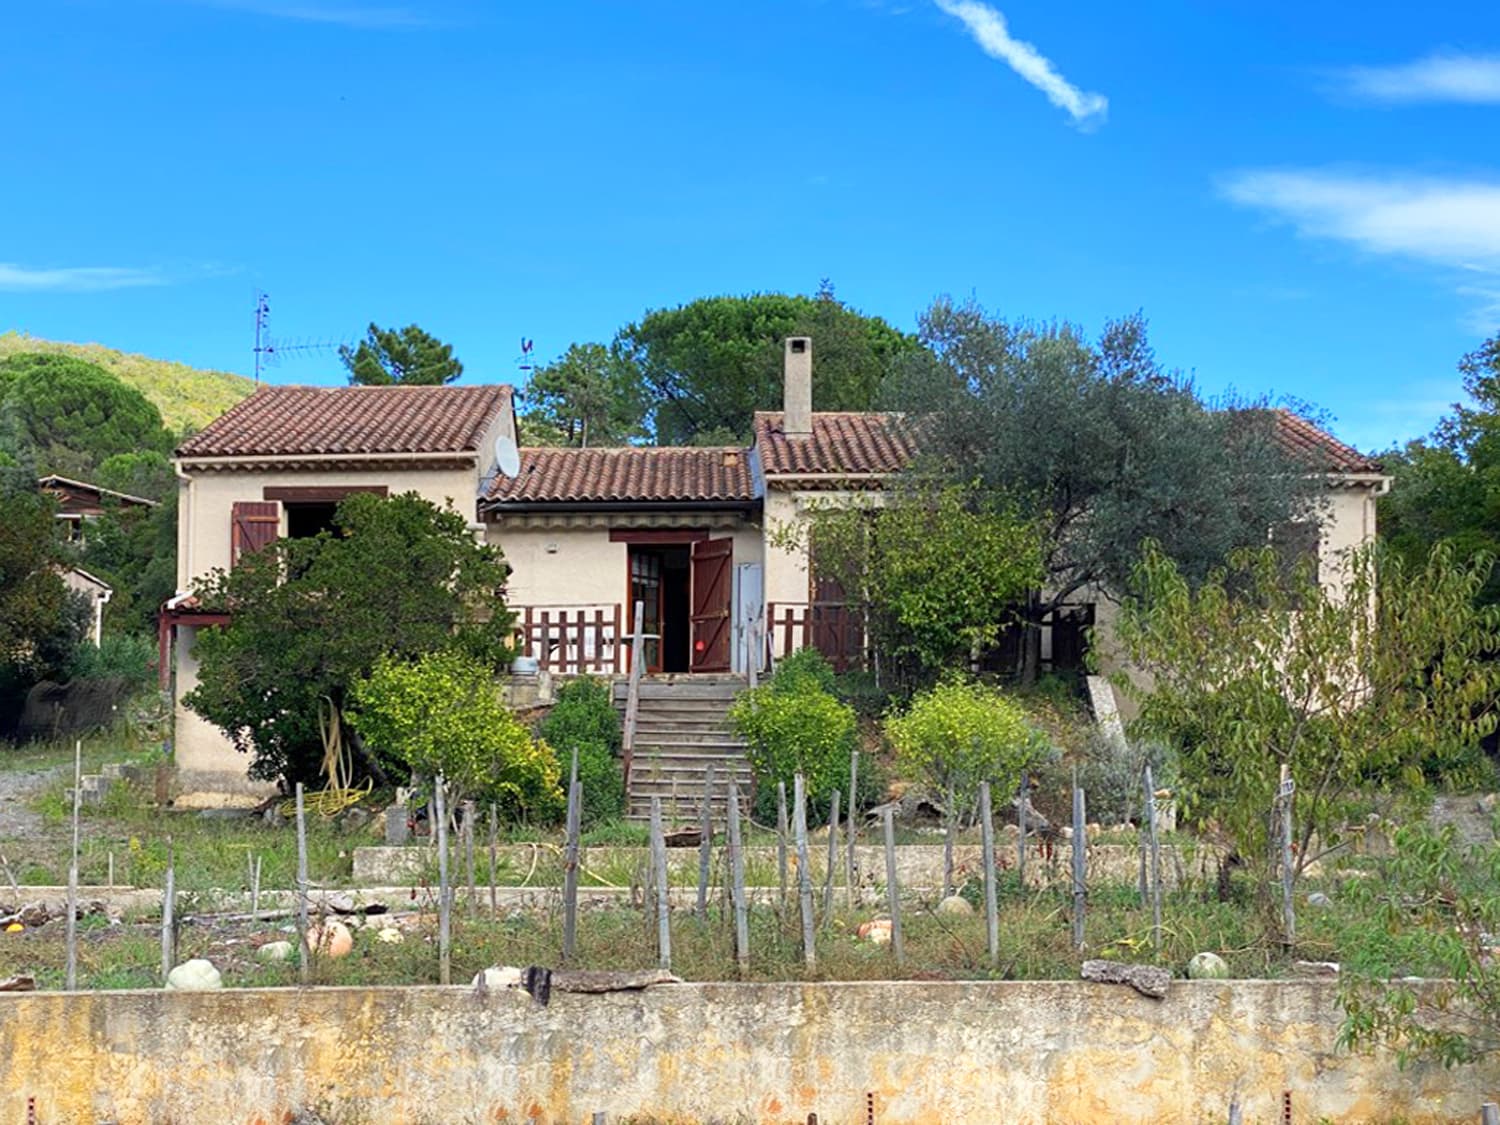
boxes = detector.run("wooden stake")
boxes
[650,795,671,970]
[942,782,955,899]
[776,781,789,925]
[251,855,262,920]
[463,799,477,919]
[1071,772,1086,952]
[562,778,582,962]
[793,773,816,969]
[488,803,498,917]
[1279,762,1296,947]
[822,788,840,928]
[1480,1102,1499,1125]
[727,778,749,972]
[1017,771,1028,889]
[435,776,451,985]
[883,807,904,966]
[295,784,309,984]
[65,738,81,990]
[846,750,859,908]
[621,601,645,789]
[979,781,999,967]
[1144,763,1162,954]
[160,836,175,984]
[107,850,114,891]
[697,762,715,920]
[0,851,19,901]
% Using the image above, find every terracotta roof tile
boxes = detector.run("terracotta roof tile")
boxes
[1270,410,1383,474]
[486,446,755,504]
[753,411,916,478]
[177,384,512,459]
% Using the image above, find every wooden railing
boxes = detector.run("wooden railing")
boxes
[515,604,623,675]
[766,601,866,674]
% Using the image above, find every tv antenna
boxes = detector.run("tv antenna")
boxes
[253,291,340,384]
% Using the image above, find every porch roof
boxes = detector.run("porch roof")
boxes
[484,445,756,505]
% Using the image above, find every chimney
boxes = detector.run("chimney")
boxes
[783,336,812,439]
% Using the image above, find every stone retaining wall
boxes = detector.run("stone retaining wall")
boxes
[2,981,1494,1123]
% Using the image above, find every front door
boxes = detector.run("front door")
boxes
[689,537,733,673]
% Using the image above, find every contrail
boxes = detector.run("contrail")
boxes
[934,0,1108,127]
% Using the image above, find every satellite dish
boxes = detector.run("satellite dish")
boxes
[494,434,521,478]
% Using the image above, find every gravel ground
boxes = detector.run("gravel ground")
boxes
[0,762,63,849]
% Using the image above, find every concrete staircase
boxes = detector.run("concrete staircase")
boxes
[64,761,150,809]
[614,676,753,823]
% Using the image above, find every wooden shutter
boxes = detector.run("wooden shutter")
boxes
[231,500,280,566]
[689,537,734,673]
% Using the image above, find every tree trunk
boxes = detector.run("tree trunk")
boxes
[346,727,390,788]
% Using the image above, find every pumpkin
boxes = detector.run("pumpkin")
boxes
[307,920,354,959]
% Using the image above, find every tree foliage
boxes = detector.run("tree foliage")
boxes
[790,485,1042,681]
[615,285,919,444]
[1114,541,1500,914]
[519,343,646,447]
[0,353,174,477]
[1380,332,1500,604]
[1339,822,1500,1068]
[340,323,463,386]
[349,650,562,819]
[729,650,867,820]
[0,477,71,663]
[884,677,1050,819]
[891,299,1322,678]
[184,492,515,788]
[536,676,626,826]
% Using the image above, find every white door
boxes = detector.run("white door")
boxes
[731,562,764,676]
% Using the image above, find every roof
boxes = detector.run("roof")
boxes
[38,475,157,508]
[752,411,916,478]
[1270,410,1383,475]
[486,446,755,505]
[176,384,512,460]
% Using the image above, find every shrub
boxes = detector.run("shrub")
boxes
[731,653,861,821]
[538,676,625,826]
[884,678,1049,820]
[68,633,156,692]
[348,651,563,820]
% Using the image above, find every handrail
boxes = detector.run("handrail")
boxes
[621,600,645,790]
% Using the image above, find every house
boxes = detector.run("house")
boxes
[166,341,1389,804]
[38,475,158,646]
[163,383,518,805]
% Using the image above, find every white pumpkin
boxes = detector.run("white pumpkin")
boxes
[165,958,223,991]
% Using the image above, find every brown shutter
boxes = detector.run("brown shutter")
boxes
[231,500,280,566]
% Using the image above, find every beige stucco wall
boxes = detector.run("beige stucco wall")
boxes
[3,981,1493,1123]
[176,462,483,589]
[170,624,275,807]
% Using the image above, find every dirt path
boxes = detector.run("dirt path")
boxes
[0,762,62,842]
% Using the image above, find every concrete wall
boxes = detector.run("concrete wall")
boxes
[3,982,1493,1123]
[170,624,276,807]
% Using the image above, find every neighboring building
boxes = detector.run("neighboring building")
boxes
[38,475,158,647]
[167,344,1389,802]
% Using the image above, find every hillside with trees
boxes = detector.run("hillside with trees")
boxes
[0,332,254,434]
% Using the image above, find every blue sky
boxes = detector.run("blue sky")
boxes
[3,0,1498,452]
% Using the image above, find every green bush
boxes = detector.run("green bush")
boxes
[348,650,563,820]
[68,633,156,691]
[538,676,625,826]
[731,653,863,822]
[884,678,1049,820]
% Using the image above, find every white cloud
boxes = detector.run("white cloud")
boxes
[1336,53,1500,104]
[932,0,1107,128]
[0,264,166,293]
[1221,169,1500,332]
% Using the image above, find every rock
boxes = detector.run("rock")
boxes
[473,965,524,990]
[550,968,682,993]
[1293,960,1341,977]
[857,919,893,944]
[936,895,973,917]
[316,892,357,915]
[255,941,294,962]
[306,920,354,959]
[0,975,36,991]
[1081,959,1171,999]
[383,805,411,845]
[663,827,702,848]
[342,807,372,832]
[374,927,404,944]
[1307,892,1332,909]
[165,959,223,991]
[1186,952,1229,980]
